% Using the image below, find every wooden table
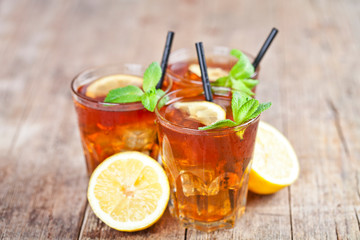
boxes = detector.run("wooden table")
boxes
[1,0,359,239]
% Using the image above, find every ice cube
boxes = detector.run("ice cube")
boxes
[179,172,208,197]
[122,127,156,150]
[179,171,244,197]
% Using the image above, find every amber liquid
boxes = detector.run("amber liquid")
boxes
[167,56,259,93]
[157,95,259,231]
[73,81,158,174]
[168,58,236,90]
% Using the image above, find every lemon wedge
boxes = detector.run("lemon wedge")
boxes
[188,64,228,82]
[86,74,143,98]
[173,101,226,126]
[87,151,170,232]
[248,121,300,194]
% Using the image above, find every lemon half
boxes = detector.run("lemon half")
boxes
[249,121,300,194]
[87,151,170,232]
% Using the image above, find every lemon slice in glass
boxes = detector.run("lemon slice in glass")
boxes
[188,64,228,82]
[174,101,226,126]
[86,74,143,98]
[87,151,170,232]
[248,121,300,194]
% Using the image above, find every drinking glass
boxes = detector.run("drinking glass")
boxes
[155,87,260,232]
[71,64,172,174]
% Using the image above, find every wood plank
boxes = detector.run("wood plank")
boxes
[319,0,360,238]
[0,0,89,239]
[276,0,360,239]
[0,0,38,154]
[80,207,185,239]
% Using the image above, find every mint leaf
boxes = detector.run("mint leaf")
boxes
[213,76,231,88]
[155,89,165,98]
[143,62,162,92]
[211,49,257,97]
[141,92,157,112]
[246,99,260,117]
[246,102,272,121]
[143,94,157,112]
[231,91,249,123]
[231,78,255,97]
[213,76,255,97]
[242,79,259,89]
[198,93,271,131]
[237,99,259,123]
[230,61,254,79]
[229,49,243,59]
[141,62,163,112]
[233,97,270,125]
[104,85,143,103]
[141,88,165,112]
[104,62,164,112]
[198,119,238,130]
[230,49,254,79]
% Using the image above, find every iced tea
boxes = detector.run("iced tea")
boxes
[166,46,259,90]
[71,64,172,174]
[155,87,260,232]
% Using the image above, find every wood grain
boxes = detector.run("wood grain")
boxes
[79,207,185,239]
[0,0,359,239]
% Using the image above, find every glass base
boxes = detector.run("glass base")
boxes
[173,206,246,232]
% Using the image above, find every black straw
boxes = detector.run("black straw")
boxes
[252,28,279,70]
[156,31,175,89]
[195,42,213,102]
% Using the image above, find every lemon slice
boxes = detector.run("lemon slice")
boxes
[173,101,226,126]
[86,74,143,98]
[248,121,300,194]
[188,64,228,82]
[87,151,170,232]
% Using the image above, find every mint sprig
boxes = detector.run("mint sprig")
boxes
[198,92,271,130]
[104,85,143,103]
[104,62,165,112]
[212,49,258,97]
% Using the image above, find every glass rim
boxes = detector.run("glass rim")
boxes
[155,86,261,136]
[166,46,259,84]
[71,64,173,110]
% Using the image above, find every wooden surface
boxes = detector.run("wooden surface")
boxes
[1,0,359,239]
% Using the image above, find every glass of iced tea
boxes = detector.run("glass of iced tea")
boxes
[155,87,260,232]
[166,46,259,90]
[71,64,172,174]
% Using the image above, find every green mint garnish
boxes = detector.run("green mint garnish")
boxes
[198,91,271,130]
[229,49,254,79]
[143,62,162,92]
[199,119,238,130]
[104,85,143,103]
[104,62,165,112]
[212,49,258,97]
